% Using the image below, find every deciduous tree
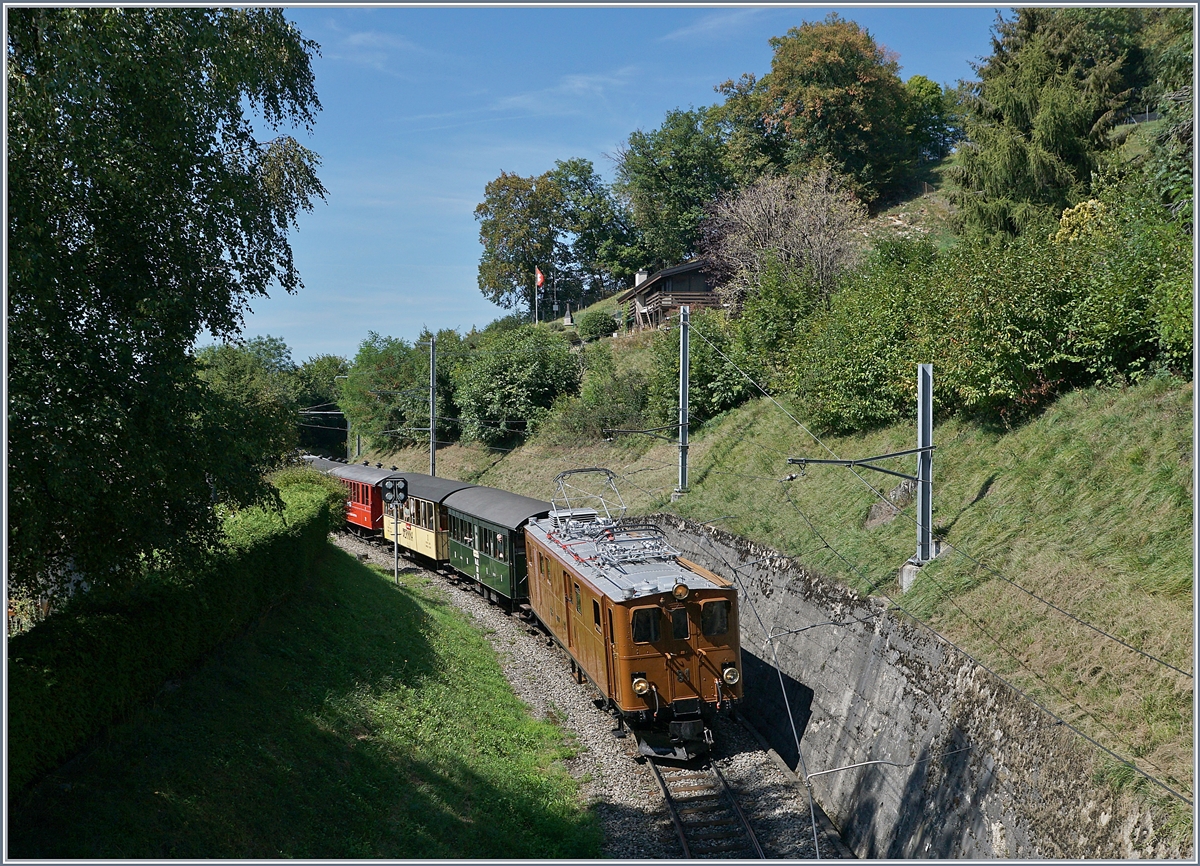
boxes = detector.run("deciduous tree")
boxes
[756,14,911,202]
[7,8,325,598]
[452,327,580,444]
[614,108,736,271]
[700,167,866,307]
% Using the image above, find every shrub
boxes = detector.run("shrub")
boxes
[452,325,580,444]
[574,307,619,341]
[7,482,339,793]
[537,343,649,443]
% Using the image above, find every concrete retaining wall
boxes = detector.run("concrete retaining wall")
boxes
[649,514,1190,859]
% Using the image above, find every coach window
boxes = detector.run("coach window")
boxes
[671,607,689,640]
[702,600,729,636]
[631,607,660,644]
[593,599,602,632]
[496,533,506,561]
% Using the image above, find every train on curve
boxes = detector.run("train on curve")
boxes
[303,456,744,760]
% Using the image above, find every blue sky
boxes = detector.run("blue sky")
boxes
[233,5,1005,363]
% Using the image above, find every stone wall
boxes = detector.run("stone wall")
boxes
[649,514,1190,859]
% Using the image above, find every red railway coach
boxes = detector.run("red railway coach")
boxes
[524,508,742,760]
[303,456,403,535]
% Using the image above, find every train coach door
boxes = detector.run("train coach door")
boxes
[472,524,481,581]
[562,571,574,648]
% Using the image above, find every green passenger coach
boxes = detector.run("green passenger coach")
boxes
[443,487,551,604]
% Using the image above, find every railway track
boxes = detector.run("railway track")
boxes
[648,756,766,859]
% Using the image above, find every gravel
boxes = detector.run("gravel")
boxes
[331,532,848,859]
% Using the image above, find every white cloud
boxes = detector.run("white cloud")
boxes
[658,9,767,43]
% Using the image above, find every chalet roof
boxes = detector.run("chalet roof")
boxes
[443,486,551,531]
[615,259,709,303]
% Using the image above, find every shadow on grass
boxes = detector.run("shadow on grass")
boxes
[8,547,599,859]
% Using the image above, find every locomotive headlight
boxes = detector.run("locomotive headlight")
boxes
[722,666,741,686]
[631,677,651,696]
[672,582,690,600]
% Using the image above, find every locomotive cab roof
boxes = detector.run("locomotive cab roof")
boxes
[526,515,731,603]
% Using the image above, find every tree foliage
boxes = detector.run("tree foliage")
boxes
[755,14,913,201]
[614,108,737,271]
[700,166,866,307]
[452,327,580,444]
[7,8,324,598]
[475,159,637,316]
[950,8,1161,237]
[475,171,566,314]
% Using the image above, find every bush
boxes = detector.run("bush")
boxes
[789,177,1193,433]
[452,325,580,444]
[646,309,753,428]
[536,343,649,443]
[574,307,619,341]
[7,482,341,793]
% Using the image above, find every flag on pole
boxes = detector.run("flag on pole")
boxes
[535,267,545,288]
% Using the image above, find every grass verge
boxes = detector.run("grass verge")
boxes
[8,546,601,859]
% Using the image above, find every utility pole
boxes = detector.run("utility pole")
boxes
[428,333,437,477]
[786,365,935,566]
[676,305,690,497]
[916,363,933,563]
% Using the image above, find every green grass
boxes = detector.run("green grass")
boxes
[374,375,1193,808]
[667,377,1193,799]
[8,547,601,859]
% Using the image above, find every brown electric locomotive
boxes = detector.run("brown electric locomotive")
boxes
[524,508,742,760]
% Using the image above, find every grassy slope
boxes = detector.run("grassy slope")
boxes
[8,548,601,859]
[370,376,1194,799]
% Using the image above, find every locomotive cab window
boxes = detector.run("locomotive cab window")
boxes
[671,607,689,640]
[631,607,660,643]
[593,599,602,632]
[573,583,581,614]
[702,600,730,636]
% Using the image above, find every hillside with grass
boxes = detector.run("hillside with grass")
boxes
[364,371,1194,808]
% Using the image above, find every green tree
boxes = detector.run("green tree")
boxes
[903,75,960,163]
[756,13,912,202]
[294,353,350,456]
[548,158,642,297]
[7,8,325,598]
[950,8,1154,237]
[195,337,302,460]
[615,108,736,270]
[475,171,567,316]
[452,326,580,444]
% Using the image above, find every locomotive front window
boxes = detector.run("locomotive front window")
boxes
[702,600,729,636]
[671,607,689,640]
[631,607,660,643]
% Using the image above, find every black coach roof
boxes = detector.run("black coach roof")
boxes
[304,457,400,485]
[443,486,551,531]
[395,472,476,503]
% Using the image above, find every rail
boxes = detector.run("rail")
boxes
[647,757,766,859]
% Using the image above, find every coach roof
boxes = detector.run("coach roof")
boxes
[444,486,551,531]
[305,457,400,486]
[395,472,476,504]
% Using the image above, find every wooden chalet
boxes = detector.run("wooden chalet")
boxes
[616,259,720,332]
